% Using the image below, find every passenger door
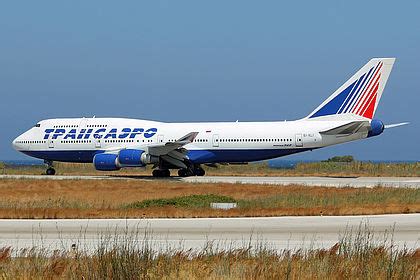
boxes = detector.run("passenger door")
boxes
[95,138,101,148]
[295,134,303,147]
[212,134,219,147]
[48,138,54,149]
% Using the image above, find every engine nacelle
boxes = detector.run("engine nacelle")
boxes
[93,153,121,171]
[118,149,146,166]
[367,119,384,138]
[93,150,159,171]
[118,149,158,167]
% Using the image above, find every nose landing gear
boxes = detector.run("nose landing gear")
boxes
[44,160,56,175]
[46,167,56,175]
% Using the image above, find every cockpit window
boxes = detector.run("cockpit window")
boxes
[34,123,41,127]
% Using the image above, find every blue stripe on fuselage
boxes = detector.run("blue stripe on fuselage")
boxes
[21,150,105,163]
[186,149,311,163]
[20,148,312,164]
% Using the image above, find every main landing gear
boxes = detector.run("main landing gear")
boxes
[152,169,171,177]
[152,165,205,178]
[44,160,56,175]
[178,166,205,177]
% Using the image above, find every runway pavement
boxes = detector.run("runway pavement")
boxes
[184,176,420,188]
[0,214,418,253]
[1,174,419,188]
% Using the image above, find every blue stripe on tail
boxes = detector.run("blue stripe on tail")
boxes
[342,66,374,113]
[309,80,357,118]
[337,74,365,114]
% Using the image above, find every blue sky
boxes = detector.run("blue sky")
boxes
[0,1,419,161]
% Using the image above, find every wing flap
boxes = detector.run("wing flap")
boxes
[146,132,198,156]
[161,155,188,169]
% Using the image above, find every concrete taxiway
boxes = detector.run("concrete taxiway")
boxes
[0,214,418,253]
[1,174,419,188]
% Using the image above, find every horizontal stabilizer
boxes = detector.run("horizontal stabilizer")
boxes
[320,121,370,135]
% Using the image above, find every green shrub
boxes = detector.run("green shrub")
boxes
[323,155,355,162]
[124,194,236,209]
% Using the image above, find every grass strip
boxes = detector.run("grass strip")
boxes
[124,194,236,209]
[238,187,420,209]
[0,179,418,218]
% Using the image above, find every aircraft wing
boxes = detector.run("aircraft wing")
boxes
[144,132,199,168]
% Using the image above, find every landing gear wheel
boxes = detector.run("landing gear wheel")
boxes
[152,169,171,177]
[194,167,205,176]
[152,170,159,177]
[44,160,55,176]
[162,169,170,177]
[178,168,189,177]
[46,168,56,176]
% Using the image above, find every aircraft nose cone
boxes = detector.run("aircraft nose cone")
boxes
[12,137,21,151]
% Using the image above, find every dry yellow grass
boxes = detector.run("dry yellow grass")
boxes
[0,239,418,279]
[0,179,418,218]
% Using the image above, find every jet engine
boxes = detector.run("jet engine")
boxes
[93,153,120,171]
[118,149,158,166]
[93,149,158,171]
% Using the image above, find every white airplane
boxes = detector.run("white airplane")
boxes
[12,58,408,177]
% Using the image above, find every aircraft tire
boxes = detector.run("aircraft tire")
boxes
[194,167,205,176]
[46,168,56,176]
[152,169,160,177]
[153,169,171,177]
[178,168,188,177]
[163,169,171,177]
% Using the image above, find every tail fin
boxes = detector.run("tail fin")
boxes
[307,58,395,119]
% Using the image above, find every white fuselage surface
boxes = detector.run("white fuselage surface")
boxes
[12,115,368,164]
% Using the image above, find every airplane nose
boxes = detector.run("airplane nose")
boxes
[12,136,21,151]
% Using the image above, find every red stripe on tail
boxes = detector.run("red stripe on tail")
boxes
[362,82,379,119]
[356,73,381,116]
[352,62,382,115]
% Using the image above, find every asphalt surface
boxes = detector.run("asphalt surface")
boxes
[185,176,420,188]
[1,174,419,188]
[0,214,418,253]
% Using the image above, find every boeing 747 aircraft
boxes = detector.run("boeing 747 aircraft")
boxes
[12,58,407,177]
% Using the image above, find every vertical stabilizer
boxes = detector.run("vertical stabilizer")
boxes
[307,58,395,119]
